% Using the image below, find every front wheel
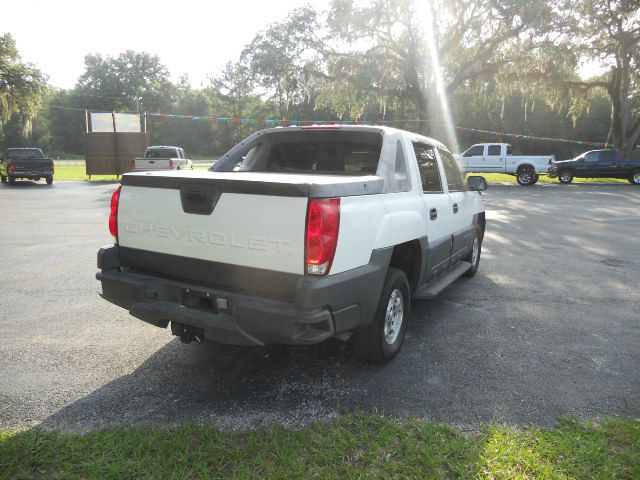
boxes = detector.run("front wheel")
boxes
[355,267,410,363]
[558,171,573,184]
[629,169,640,185]
[463,230,482,277]
[532,174,540,185]
[516,168,535,186]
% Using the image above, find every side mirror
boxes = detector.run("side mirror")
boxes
[467,175,487,191]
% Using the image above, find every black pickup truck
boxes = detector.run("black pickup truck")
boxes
[548,149,640,185]
[0,148,55,185]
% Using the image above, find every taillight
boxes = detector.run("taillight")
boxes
[109,186,121,238]
[169,159,174,170]
[131,159,135,171]
[51,162,54,172]
[305,198,340,275]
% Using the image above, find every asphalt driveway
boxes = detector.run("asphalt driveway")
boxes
[0,180,638,430]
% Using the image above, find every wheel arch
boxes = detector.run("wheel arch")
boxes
[389,239,422,294]
[516,163,536,173]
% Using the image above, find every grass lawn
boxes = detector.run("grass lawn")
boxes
[47,165,631,185]
[52,164,211,181]
[479,173,629,184]
[1,415,638,479]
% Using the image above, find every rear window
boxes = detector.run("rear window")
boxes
[265,141,381,175]
[146,148,178,158]
[5,149,44,158]
[217,130,384,175]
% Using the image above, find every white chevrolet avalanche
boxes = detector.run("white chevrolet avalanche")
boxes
[97,126,487,363]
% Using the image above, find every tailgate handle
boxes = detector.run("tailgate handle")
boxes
[186,191,207,203]
[179,184,221,215]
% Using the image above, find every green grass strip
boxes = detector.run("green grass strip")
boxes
[1,415,638,479]
[49,165,211,182]
[480,173,629,184]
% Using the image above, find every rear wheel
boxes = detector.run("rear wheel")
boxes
[46,176,53,185]
[532,174,540,185]
[516,168,535,186]
[558,171,573,184]
[355,267,409,363]
[629,169,640,185]
[8,176,15,185]
[0,174,6,183]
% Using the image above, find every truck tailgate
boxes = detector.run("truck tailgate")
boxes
[118,190,306,276]
[133,158,173,171]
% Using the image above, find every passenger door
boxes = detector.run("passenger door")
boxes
[437,148,476,264]
[461,145,485,172]
[590,150,618,177]
[484,144,505,171]
[413,141,453,281]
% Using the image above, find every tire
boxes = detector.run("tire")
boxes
[46,176,53,185]
[355,267,410,363]
[8,176,15,185]
[0,174,6,183]
[516,168,535,186]
[532,174,540,185]
[558,170,573,184]
[629,169,640,185]
[463,229,482,277]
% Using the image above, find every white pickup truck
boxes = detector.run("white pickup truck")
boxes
[455,143,554,186]
[97,126,487,362]
[132,146,193,172]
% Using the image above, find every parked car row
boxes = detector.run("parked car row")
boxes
[1,145,193,186]
[455,143,640,186]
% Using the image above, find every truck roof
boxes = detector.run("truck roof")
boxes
[234,125,450,152]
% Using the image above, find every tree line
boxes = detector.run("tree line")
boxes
[1,0,638,159]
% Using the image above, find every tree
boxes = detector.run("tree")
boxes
[0,33,47,144]
[556,0,640,157]
[242,0,558,150]
[75,50,176,114]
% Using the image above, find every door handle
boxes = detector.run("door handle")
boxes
[429,208,437,220]
[453,203,459,214]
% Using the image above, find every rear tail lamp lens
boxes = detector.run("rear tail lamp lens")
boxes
[109,186,121,238]
[305,198,340,275]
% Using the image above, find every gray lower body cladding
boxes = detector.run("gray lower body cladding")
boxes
[96,245,391,346]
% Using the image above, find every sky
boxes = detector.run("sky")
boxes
[2,0,602,91]
[0,0,317,89]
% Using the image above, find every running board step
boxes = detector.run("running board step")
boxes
[412,261,472,300]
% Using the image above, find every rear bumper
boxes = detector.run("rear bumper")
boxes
[96,245,391,346]
[8,170,54,179]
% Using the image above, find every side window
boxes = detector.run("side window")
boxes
[413,142,442,193]
[487,145,501,156]
[585,152,599,162]
[234,144,261,171]
[463,145,484,157]
[506,145,513,155]
[438,148,466,192]
[601,150,616,163]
